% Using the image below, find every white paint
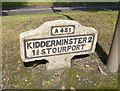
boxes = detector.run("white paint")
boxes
[20,20,97,70]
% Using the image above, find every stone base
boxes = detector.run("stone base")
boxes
[46,56,72,70]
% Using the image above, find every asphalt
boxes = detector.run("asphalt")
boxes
[1,3,119,16]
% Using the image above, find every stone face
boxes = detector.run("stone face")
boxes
[20,20,97,70]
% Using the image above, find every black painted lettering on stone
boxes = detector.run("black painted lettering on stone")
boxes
[41,49,46,54]
[32,50,35,55]
[63,46,67,52]
[58,46,62,53]
[27,42,32,49]
[46,48,52,54]
[65,28,68,32]
[72,45,76,51]
[73,38,78,44]
[52,47,57,53]
[69,27,71,32]
[41,41,46,47]
[69,38,73,44]
[78,38,83,44]
[55,28,58,33]
[25,34,94,59]
[63,39,69,45]
[61,39,64,45]
[56,39,62,46]
[67,46,71,51]
[81,44,86,50]
[83,37,87,43]
[33,42,35,49]
[35,42,41,48]
[88,37,93,43]
[46,41,51,47]
[36,49,39,55]
[76,45,80,50]
[51,40,56,46]
[60,28,64,33]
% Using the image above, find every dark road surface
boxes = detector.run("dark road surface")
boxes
[2,3,119,16]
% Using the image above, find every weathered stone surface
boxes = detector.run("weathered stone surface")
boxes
[20,20,97,70]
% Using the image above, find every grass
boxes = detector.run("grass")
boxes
[2,10,118,89]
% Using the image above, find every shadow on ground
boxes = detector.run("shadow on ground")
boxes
[24,59,48,67]
[95,42,108,65]
[51,6,74,20]
[71,54,89,60]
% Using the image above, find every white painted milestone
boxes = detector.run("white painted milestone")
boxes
[20,20,97,70]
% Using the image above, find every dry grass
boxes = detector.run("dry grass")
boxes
[2,10,118,89]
